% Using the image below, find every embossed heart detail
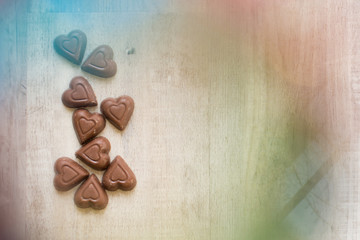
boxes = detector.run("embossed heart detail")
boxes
[110,164,128,181]
[54,30,87,65]
[81,45,117,78]
[75,137,111,171]
[71,85,87,100]
[79,118,96,134]
[100,96,134,131]
[92,52,107,68]
[102,155,136,191]
[54,157,89,191]
[62,38,78,53]
[62,76,97,108]
[84,145,101,160]
[110,104,126,120]
[83,183,99,200]
[62,166,78,182]
[73,109,106,144]
[74,174,108,210]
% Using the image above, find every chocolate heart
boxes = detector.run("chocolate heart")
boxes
[100,96,134,131]
[81,45,117,78]
[53,157,89,191]
[74,174,108,210]
[54,30,87,65]
[61,76,97,108]
[73,109,106,144]
[102,155,136,191]
[75,137,111,171]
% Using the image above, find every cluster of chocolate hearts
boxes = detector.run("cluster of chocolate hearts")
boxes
[53,30,136,210]
[54,30,117,78]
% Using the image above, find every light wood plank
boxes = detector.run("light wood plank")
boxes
[22,0,358,239]
[0,0,27,239]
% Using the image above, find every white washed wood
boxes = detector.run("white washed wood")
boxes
[0,0,26,239]
[24,0,358,239]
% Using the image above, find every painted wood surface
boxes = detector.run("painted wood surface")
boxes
[0,0,358,239]
[0,0,27,239]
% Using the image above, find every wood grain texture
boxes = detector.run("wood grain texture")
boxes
[0,0,26,239]
[18,0,358,239]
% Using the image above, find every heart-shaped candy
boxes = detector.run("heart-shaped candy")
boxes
[100,96,134,131]
[53,157,89,191]
[74,174,108,210]
[62,76,97,108]
[102,155,136,191]
[81,45,117,78]
[54,30,87,65]
[73,109,106,144]
[75,136,111,171]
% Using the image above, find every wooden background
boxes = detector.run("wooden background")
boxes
[0,0,359,239]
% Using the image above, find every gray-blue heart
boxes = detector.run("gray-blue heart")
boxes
[81,45,117,78]
[54,30,87,65]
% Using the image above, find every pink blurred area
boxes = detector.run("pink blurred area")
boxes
[206,0,351,149]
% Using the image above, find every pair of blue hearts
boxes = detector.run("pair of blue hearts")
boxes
[54,30,117,78]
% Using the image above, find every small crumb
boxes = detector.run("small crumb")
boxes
[126,47,135,55]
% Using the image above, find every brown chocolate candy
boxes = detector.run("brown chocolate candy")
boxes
[102,155,136,191]
[54,30,87,65]
[81,45,117,78]
[62,76,97,108]
[75,137,111,171]
[74,174,108,210]
[73,109,106,144]
[54,157,89,191]
[100,96,134,131]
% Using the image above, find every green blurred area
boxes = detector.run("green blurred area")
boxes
[196,18,329,239]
